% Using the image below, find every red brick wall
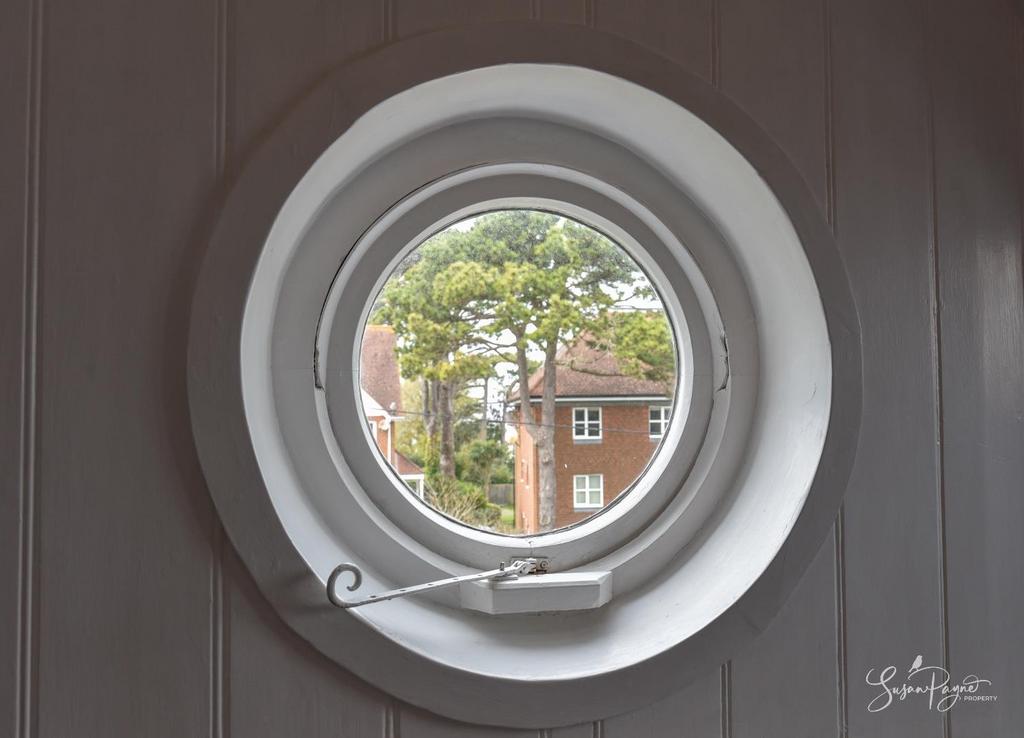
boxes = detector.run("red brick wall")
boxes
[514,402,663,533]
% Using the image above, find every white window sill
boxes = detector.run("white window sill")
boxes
[460,571,612,614]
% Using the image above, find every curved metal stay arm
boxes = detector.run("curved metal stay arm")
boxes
[327,558,537,609]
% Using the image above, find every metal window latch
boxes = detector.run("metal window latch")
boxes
[326,558,544,609]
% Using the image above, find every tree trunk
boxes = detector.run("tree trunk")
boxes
[536,340,559,530]
[515,336,559,531]
[438,378,456,479]
[479,375,490,440]
[480,458,494,496]
[423,378,437,439]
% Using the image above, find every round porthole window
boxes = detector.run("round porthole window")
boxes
[189,24,861,729]
[353,208,681,537]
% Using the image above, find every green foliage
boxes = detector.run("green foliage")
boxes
[394,381,428,468]
[424,475,504,531]
[499,505,515,527]
[456,438,512,488]
[373,235,494,385]
[453,391,487,448]
[395,379,504,470]
[590,311,676,388]
[489,462,514,486]
[378,210,648,376]
[433,212,640,350]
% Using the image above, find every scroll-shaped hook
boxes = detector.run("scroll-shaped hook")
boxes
[327,563,364,608]
[325,558,539,610]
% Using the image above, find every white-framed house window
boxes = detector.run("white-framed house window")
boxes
[573,474,604,509]
[400,474,426,499]
[573,407,602,441]
[649,405,671,438]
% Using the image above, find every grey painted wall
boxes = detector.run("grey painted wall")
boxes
[2,1,1021,736]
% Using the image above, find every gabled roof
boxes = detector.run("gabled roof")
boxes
[512,337,672,400]
[394,450,424,476]
[360,325,402,413]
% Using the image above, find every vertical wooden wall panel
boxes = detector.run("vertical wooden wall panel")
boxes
[229,0,383,166]
[538,0,588,24]
[593,0,713,81]
[33,1,217,736]
[602,669,722,738]
[718,0,828,208]
[395,0,533,37]
[225,550,390,737]
[225,1,392,736]
[400,707,538,738]
[931,2,1024,737]
[549,722,596,738]
[830,1,946,735]
[1,0,34,735]
[716,3,840,736]
[730,547,840,738]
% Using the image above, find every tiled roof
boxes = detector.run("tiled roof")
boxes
[513,337,672,400]
[359,325,402,413]
[394,450,423,475]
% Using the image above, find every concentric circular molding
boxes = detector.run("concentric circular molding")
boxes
[188,23,861,728]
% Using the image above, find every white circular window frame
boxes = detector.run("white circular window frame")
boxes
[317,166,724,576]
[189,25,861,728]
[253,59,822,689]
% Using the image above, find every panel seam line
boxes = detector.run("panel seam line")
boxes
[720,660,732,738]
[823,1,847,736]
[922,2,952,737]
[211,0,229,736]
[711,0,721,88]
[17,0,43,736]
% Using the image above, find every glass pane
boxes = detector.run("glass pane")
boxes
[358,209,679,534]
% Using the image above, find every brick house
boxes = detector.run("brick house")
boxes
[360,325,425,497]
[512,339,673,533]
